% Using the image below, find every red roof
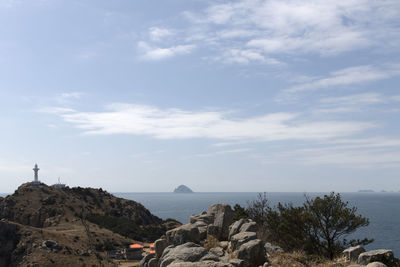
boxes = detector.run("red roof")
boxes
[149,243,155,248]
[150,250,156,254]
[129,244,143,249]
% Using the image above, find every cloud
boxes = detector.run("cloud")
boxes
[181,0,400,63]
[216,48,282,65]
[42,103,374,141]
[149,27,174,41]
[262,137,400,167]
[191,148,253,158]
[61,92,84,99]
[286,65,400,93]
[319,93,385,105]
[138,41,195,60]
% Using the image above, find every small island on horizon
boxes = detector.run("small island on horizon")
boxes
[173,184,194,193]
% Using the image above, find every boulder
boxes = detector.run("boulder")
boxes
[166,224,200,246]
[343,245,366,262]
[358,250,394,266]
[229,259,245,267]
[366,262,388,267]
[154,238,167,258]
[207,225,220,238]
[210,247,225,257]
[239,221,257,233]
[264,242,284,254]
[41,240,62,250]
[190,213,215,225]
[139,253,155,267]
[148,258,158,267]
[228,219,246,240]
[208,204,233,240]
[230,232,257,251]
[237,239,266,267]
[168,262,233,267]
[159,242,207,267]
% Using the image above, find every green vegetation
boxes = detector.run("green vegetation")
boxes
[86,213,167,242]
[234,192,373,259]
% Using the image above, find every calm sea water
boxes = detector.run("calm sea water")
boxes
[115,192,400,256]
[2,191,399,255]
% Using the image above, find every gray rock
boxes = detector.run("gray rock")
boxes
[200,253,221,262]
[219,241,229,250]
[208,224,220,238]
[366,262,387,267]
[228,219,246,240]
[139,253,155,267]
[343,245,366,262]
[155,238,167,259]
[166,224,201,246]
[148,258,158,267]
[168,262,233,267]
[210,247,225,257]
[264,242,284,254]
[41,240,62,250]
[347,265,364,267]
[208,204,233,241]
[159,242,207,267]
[229,259,245,267]
[230,231,257,251]
[239,221,257,233]
[190,213,215,225]
[237,239,266,267]
[358,250,394,265]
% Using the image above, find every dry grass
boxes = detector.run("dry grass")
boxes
[268,251,350,267]
[203,235,220,250]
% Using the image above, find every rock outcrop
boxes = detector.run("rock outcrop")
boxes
[140,203,267,267]
[0,183,180,267]
[358,250,395,266]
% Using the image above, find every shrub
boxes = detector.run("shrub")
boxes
[247,192,372,259]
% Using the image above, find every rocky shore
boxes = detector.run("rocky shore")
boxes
[139,203,400,267]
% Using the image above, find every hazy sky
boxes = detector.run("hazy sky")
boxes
[1,0,400,192]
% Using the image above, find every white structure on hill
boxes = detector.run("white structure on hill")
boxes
[30,163,42,187]
[52,177,66,189]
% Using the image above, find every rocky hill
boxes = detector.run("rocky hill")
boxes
[0,183,180,267]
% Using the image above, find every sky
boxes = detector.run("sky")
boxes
[0,0,399,193]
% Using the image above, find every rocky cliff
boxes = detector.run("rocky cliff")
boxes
[0,183,180,267]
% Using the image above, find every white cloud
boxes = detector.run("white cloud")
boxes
[286,65,400,93]
[262,137,400,167]
[392,95,400,102]
[43,103,374,141]
[319,93,384,105]
[217,48,282,65]
[191,148,253,158]
[149,27,174,41]
[138,41,195,60]
[61,92,84,99]
[182,0,400,62]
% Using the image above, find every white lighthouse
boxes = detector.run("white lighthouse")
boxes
[33,163,39,182]
[30,163,42,187]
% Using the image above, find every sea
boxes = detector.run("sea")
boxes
[1,191,399,255]
[114,192,400,256]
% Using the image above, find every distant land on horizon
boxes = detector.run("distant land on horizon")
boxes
[173,185,194,193]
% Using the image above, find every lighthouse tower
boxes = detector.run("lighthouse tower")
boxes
[33,164,40,182]
[30,163,42,187]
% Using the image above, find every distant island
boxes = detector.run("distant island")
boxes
[173,185,194,193]
[358,190,375,193]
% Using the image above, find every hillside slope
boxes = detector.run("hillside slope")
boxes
[0,183,180,267]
